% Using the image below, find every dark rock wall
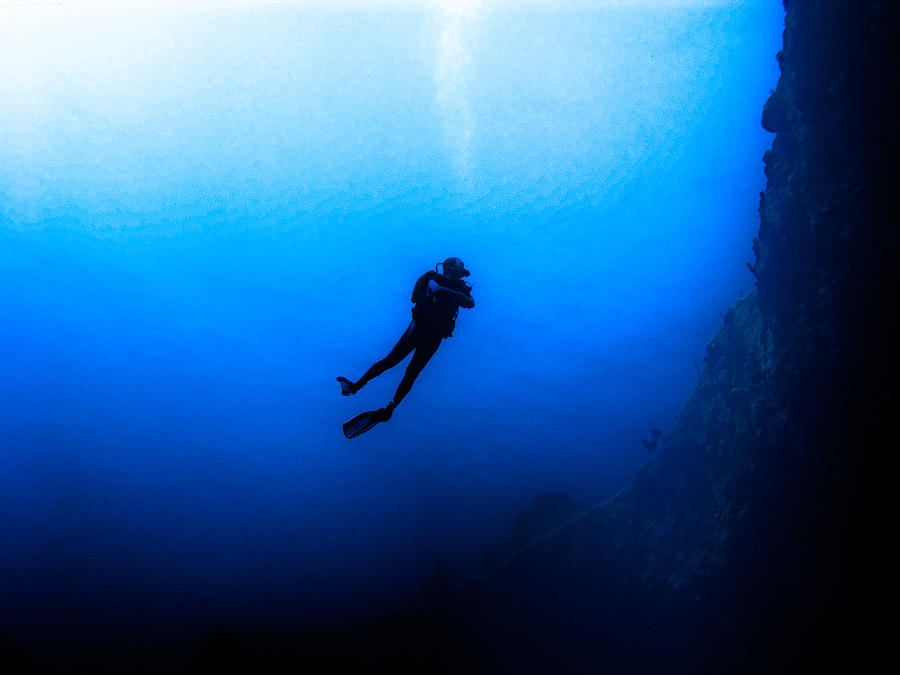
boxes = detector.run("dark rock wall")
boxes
[436,2,899,673]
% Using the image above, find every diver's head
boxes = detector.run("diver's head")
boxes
[438,257,470,280]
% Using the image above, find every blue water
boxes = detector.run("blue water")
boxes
[0,1,783,642]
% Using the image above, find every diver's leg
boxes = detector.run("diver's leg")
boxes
[354,322,416,390]
[389,332,442,408]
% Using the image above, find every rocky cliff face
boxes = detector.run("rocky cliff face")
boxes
[435,3,897,672]
[338,3,896,673]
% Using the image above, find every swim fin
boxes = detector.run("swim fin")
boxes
[342,407,392,439]
[337,377,358,396]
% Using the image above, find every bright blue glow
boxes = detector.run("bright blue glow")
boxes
[0,1,783,637]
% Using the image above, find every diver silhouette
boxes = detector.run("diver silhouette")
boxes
[338,257,475,438]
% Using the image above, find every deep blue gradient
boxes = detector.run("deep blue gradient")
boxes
[1,1,783,642]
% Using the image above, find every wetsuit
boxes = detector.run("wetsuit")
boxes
[355,271,474,406]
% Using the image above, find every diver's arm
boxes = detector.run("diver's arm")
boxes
[426,279,475,308]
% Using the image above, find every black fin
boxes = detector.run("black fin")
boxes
[343,408,390,439]
[337,377,357,396]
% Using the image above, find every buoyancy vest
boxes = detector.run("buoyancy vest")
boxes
[410,271,473,338]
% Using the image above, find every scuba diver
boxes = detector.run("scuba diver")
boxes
[337,257,475,438]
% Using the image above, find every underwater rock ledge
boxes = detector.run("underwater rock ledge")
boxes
[460,1,896,671]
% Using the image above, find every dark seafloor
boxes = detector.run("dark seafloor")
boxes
[9,1,897,673]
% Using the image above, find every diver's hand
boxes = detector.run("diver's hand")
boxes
[428,279,474,307]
